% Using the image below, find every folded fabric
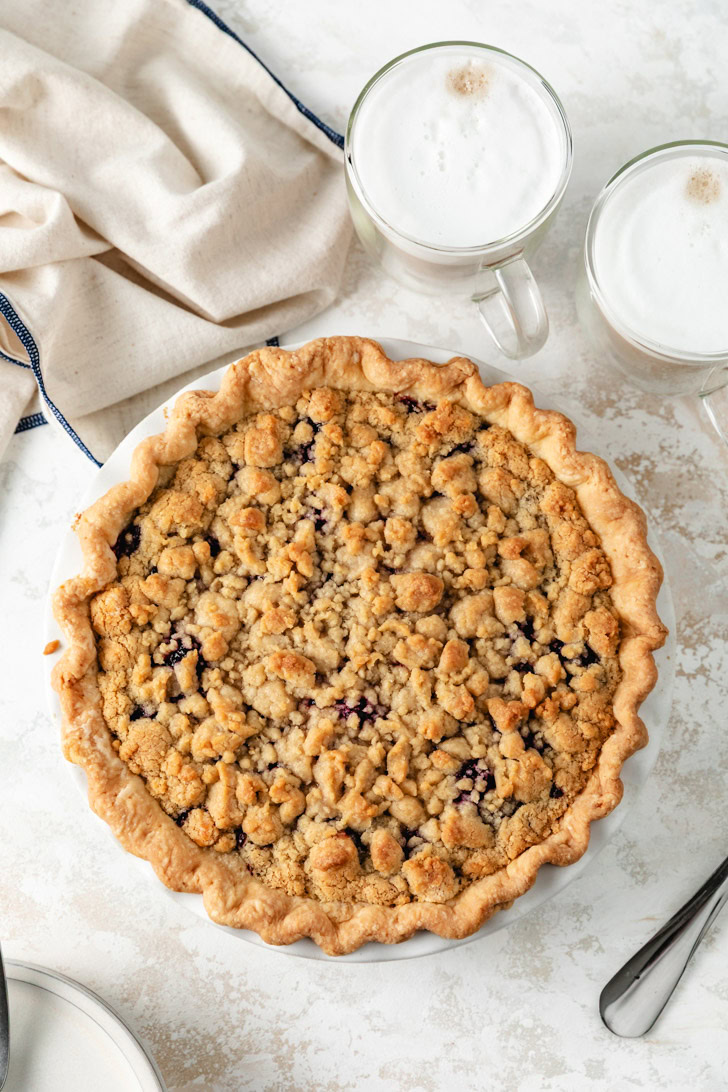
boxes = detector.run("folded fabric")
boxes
[0,0,351,463]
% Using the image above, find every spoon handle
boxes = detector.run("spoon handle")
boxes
[600,854,728,1037]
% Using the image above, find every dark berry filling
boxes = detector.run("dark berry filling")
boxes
[162,633,207,676]
[400,827,424,859]
[175,809,190,827]
[454,759,495,802]
[129,702,155,721]
[334,696,386,724]
[397,395,436,413]
[515,619,536,643]
[521,728,546,755]
[449,440,475,456]
[113,521,141,560]
[206,535,221,558]
[343,827,366,860]
[290,417,322,464]
[549,636,600,671]
[550,784,564,799]
[235,827,247,850]
[308,509,328,532]
[574,645,600,668]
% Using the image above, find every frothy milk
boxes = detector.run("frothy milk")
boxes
[351,49,565,248]
[592,153,728,354]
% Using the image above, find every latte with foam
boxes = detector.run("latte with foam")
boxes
[592,152,728,354]
[350,47,566,248]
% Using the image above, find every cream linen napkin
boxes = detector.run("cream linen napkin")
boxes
[0,0,351,464]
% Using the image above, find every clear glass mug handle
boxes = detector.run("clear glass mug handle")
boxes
[473,255,549,359]
[701,365,728,447]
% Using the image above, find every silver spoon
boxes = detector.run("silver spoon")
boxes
[600,853,728,1037]
[0,944,8,1090]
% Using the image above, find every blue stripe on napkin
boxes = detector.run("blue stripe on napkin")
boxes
[0,292,102,466]
[0,348,31,368]
[14,412,48,433]
[187,0,345,150]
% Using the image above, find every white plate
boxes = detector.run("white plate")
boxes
[43,337,676,963]
[4,961,165,1091]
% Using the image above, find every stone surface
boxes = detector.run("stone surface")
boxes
[2,0,728,1089]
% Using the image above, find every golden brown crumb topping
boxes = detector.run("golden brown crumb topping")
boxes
[91,389,621,907]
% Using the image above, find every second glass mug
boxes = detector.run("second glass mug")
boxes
[577,140,728,448]
[345,41,573,360]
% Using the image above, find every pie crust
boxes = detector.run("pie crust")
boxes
[52,337,666,954]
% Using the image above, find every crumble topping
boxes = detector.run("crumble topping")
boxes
[91,388,621,907]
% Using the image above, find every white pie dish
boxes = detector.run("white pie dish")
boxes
[43,337,676,962]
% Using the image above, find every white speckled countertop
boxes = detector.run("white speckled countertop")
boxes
[3,1,728,1089]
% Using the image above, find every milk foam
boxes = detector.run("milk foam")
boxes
[351,49,565,248]
[592,154,728,354]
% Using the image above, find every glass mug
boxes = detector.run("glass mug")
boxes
[345,42,573,359]
[578,141,728,446]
